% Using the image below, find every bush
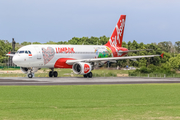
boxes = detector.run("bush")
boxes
[131,64,175,75]
[129,72,138,76]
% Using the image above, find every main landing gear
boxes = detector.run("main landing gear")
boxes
[83,72,93,78]
[49,69,58,77]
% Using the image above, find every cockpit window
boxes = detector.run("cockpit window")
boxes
[28,51,32,54]
[16,50,31,54]
[25,51,28,54]
[19,51,24,53]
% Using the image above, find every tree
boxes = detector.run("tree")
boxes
[175,41,180,53]
[99,36,109,45]
[0,40,12,64]
[33,42,41,44]
[158,41,173,53]
[21,41,31,45]
[168,54,180,70]
[44,41,57,44]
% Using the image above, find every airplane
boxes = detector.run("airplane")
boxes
[7,15,164,78]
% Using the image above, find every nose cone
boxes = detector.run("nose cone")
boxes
[13,55,21,66]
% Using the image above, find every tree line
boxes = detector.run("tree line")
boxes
[0,36,180,71]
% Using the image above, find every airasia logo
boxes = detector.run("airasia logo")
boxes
[84,64,90,73]
[110,19,125,47]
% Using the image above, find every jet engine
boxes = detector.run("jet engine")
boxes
[20,67,39,74]
[72,62,92,75]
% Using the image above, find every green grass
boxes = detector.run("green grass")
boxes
[129,73,180,78]
[0,68,20,70]
[1,84,180,119]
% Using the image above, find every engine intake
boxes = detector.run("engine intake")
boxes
[72,62,92,75]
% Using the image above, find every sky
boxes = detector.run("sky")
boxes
[0,0,180,44]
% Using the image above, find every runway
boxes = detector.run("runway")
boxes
[0,77,180,85]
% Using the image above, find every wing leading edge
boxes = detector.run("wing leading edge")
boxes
[66,53,164,65]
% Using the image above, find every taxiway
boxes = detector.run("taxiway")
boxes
[0,77,180,85]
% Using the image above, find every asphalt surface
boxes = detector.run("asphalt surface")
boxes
[0,77,180,85]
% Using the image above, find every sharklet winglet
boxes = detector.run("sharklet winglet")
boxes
[161,53,164,58]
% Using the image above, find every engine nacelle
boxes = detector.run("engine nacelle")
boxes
[72,62,92,75]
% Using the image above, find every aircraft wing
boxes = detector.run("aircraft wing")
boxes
[66,53,164,65]
[118,49,153,53]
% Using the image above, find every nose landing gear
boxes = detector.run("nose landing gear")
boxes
[27,69,34,78]
[26,68,39,78]
[28,73,33,78]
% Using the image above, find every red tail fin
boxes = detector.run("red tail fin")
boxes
[105,15,126,47]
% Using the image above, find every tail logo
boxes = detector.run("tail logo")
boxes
[115,19,125,44]
[104,15,126,57]
[110,19,125,47]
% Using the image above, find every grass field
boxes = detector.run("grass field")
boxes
[1,84,180,120]
[0,68,20,70]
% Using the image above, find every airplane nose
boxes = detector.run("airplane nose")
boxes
[12,56,21,66]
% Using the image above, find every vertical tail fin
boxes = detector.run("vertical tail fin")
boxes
[105,15,126,47]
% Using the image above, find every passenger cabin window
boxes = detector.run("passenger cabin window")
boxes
[19,51,24,53]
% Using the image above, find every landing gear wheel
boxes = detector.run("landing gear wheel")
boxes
[49,71,53,77]
[28,73,33,78]
[53,71,58,77]
[83,74,87,78]
[87,72,92,78]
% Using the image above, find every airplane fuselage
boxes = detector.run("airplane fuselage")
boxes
[13,45,128,68]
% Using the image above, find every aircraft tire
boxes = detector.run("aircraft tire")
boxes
[28,73,33,78]
[83,74,87,78]
[87,72,92,78]
[49,71,53,77]
[53,71,58,77]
